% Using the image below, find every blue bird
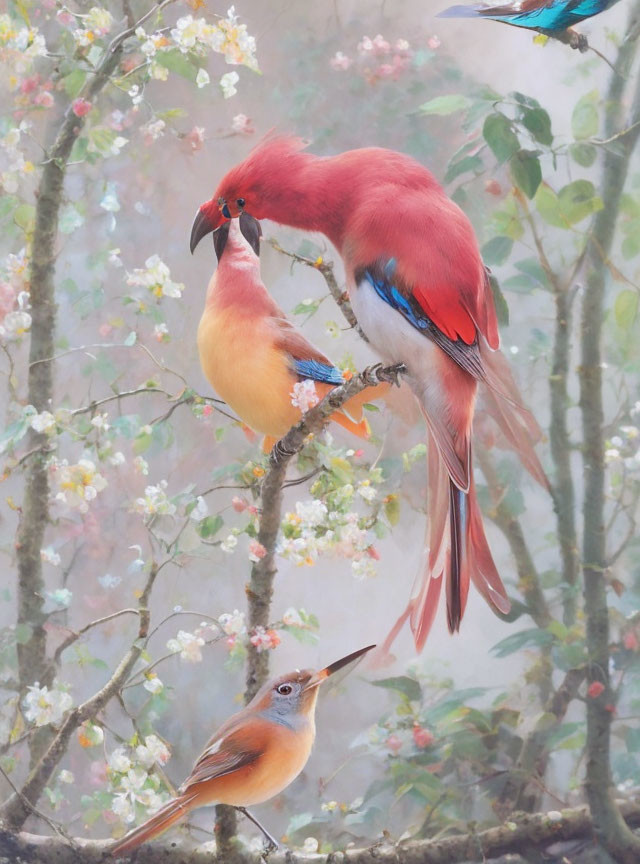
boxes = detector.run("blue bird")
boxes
[438,0,622,49]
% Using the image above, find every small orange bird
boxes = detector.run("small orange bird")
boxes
[110,644,375,857]
[196,212,386,453]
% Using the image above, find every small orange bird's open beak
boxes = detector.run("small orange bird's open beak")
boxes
[190,203,226,254]
[304,644,376,691]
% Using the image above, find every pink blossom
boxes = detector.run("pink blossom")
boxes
[20,76,40,95]
[98,323,112,337]
[624,632,639,651]
[587,681,605,699]
[202,404,213,417]
[413,724,434,749]
[357,36,374,55]
[231,114,254,135]
[248,505,258,516]
[366,545,380,560]
[377,63,395,79]
[184,126,205,153]
[57,9,74,26]
[330,51,352,71]
[90,760,108,786]
[0,282,16,323]
[232,496,248,513]
[249,539,266,561]
[72,98,92,117]
[250,626,280,652]
[34,91,54,108]
[385,734,402,754]
[354,449,364,458]
[371,34,390,55]
[428,35,441,50]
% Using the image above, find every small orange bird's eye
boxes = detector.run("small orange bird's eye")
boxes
[276,683,292,695]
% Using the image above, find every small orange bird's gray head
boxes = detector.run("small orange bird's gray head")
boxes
[249,644,376,726]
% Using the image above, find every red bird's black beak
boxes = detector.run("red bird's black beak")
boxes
[190,206,223,254]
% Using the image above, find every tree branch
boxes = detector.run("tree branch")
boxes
[579,4,640,859]
[0,566,158,830]
[2,798,639,863]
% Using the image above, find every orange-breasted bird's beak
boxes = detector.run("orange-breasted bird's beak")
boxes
[190,203,226,254]
[304,644,376,691]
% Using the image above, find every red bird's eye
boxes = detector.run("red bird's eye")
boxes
[236,198,246,208]
[277,684,292,695]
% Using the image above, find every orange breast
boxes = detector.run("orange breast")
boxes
[197,306,305,438]
[195,723,316,807]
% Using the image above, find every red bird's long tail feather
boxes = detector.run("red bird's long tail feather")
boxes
[383,442,511,656]
[479,339,549,490]
[110,794,196,857]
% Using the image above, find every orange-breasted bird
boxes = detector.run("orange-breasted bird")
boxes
[196,211,387,454]
[110,644,375,857]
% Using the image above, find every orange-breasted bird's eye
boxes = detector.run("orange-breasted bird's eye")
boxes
[236,198,246,209]
[276,683,292,695]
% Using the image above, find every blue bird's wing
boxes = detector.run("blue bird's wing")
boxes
[438,0,617,30]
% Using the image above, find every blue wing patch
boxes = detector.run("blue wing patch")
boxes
[358,265,486,382]
[294,359,344,385]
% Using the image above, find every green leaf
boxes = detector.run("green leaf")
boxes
[535,180,603,228]
[559,180,603,225]
[614,290,638,330]
[521,107,553,146]
[482,236,513,266]
[488,272,509,327]
[416,94,470,116]
[63,69,86,99]
[491,628,554,658]
[491,195,524,240]
[444,154,483,184]
[570,142,597,167]
[14,204,35,233]
[155,48,198,82]
[483,113,519,164]
[199,515,224,539]
[572,91,599,140]
[371,675,422,702]
[384,494,400,526]
[510,149,542,199]
[123,331,137,347]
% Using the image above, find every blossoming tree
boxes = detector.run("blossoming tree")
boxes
[1,0,640,862]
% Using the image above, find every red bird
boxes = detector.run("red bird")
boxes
[190,137,547,651]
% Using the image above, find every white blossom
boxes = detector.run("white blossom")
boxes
[291,379,319,413]
[166,630,205,662]
[218,609,246,636]
[143,675,164,694]
[108,748,132,774]
[0,310,31,340]
[23,683,72,727]
[220,70,239,99]
[30,410,56,434]
[133,481,176,516]
[40,546,61,566]
[220,534,238,554]
[135,735,171,769]
[189,495,208,521]
[127,255,185,299]
[196,68,210,88]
